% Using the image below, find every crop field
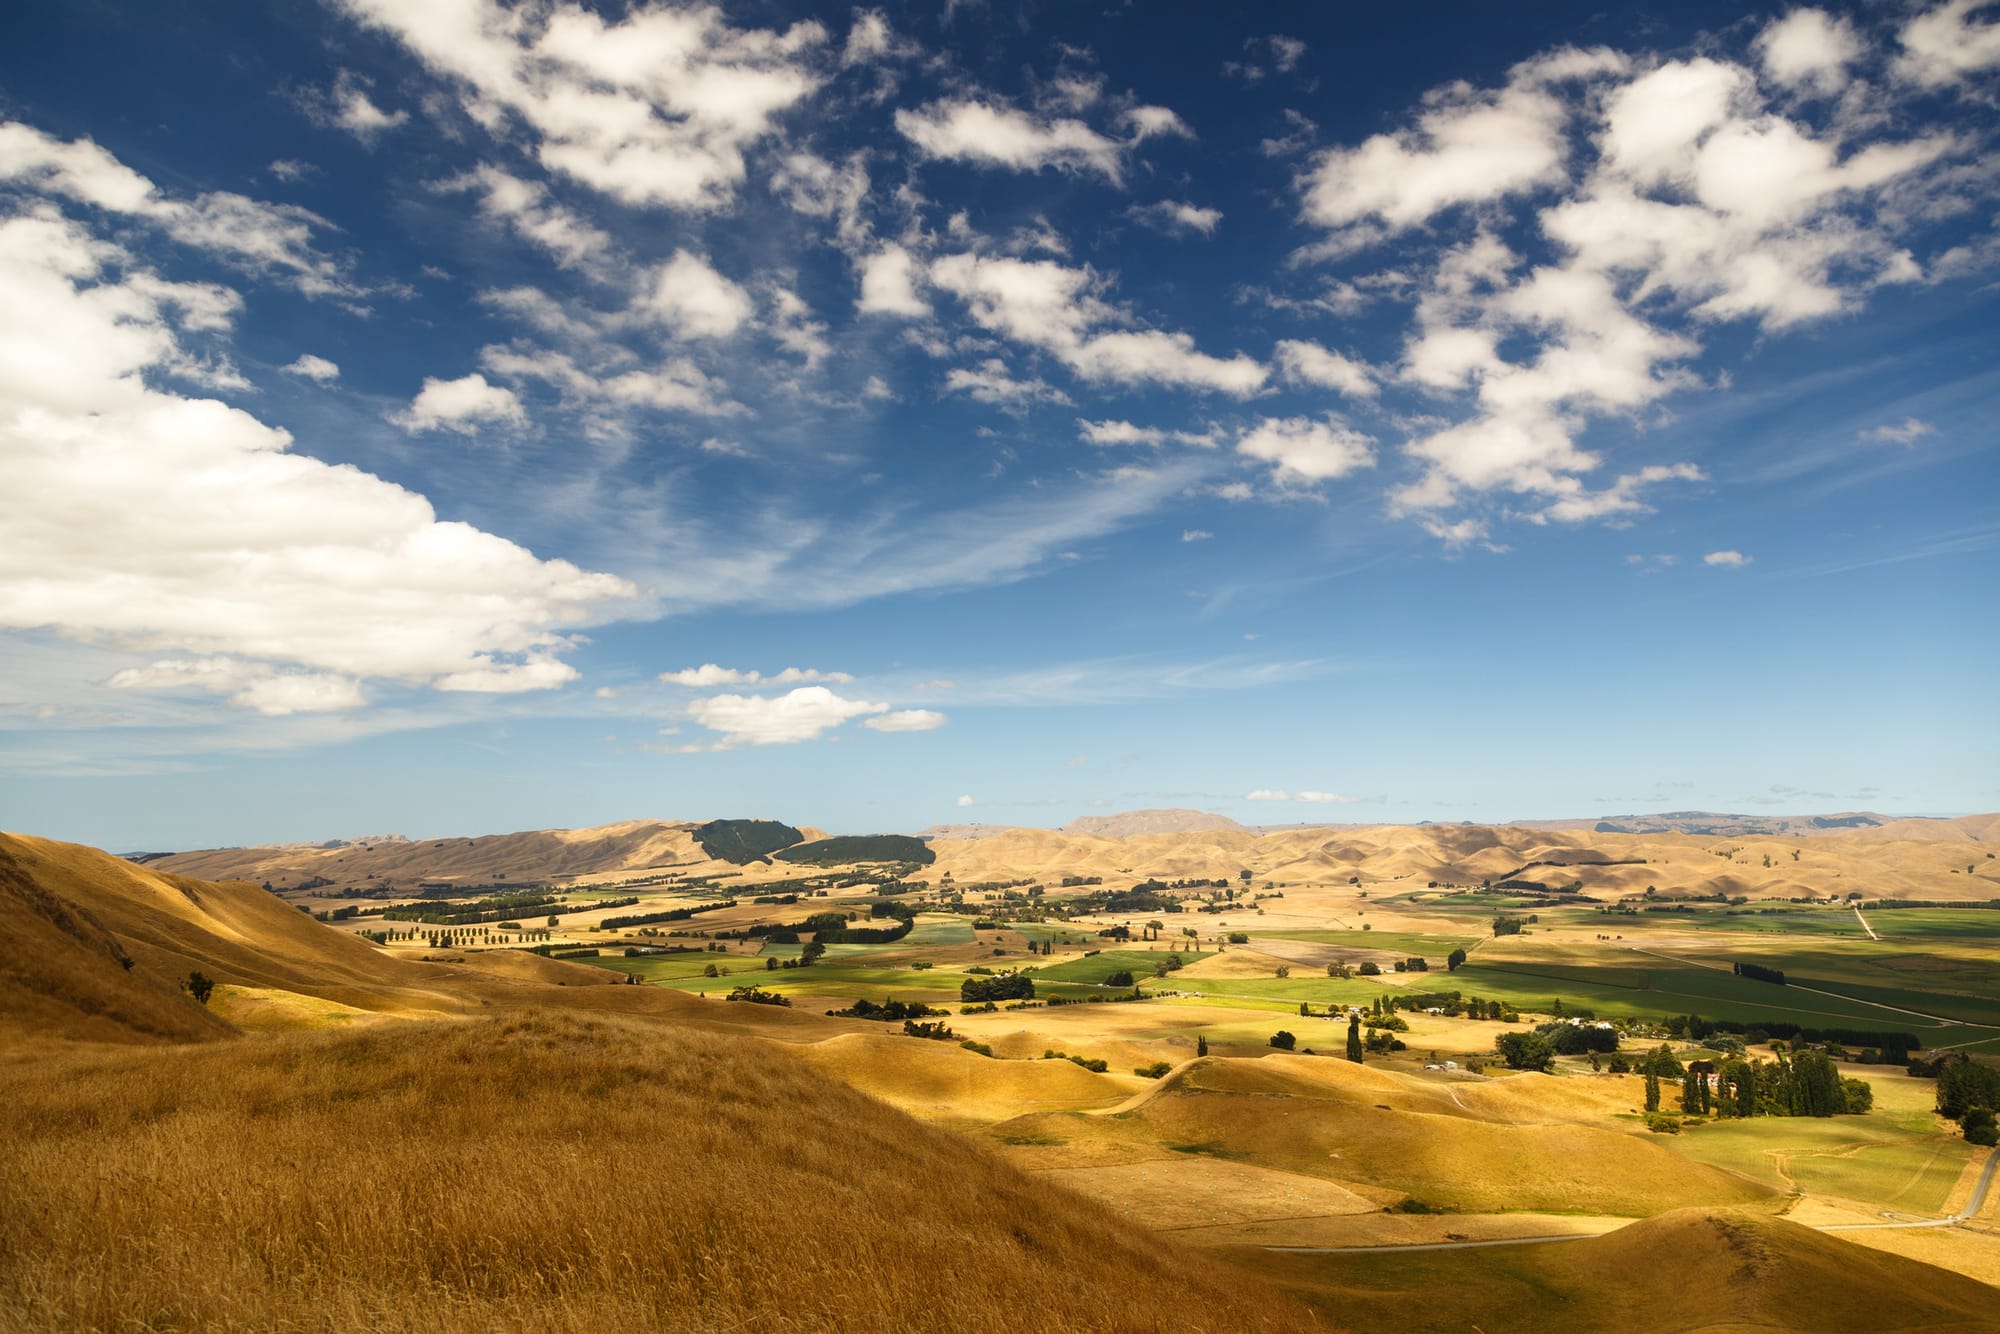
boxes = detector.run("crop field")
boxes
[1250,929,1479,956]
[1032,948,1210,983]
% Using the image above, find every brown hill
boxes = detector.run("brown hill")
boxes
[145,817,712,892]
[0,1010,1310,1332]
[0,831,907,1046]
[1249,1208,2000,1332]
[1062,808,1250,837]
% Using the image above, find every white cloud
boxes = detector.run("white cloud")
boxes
[660,664,854,686]
[641,250,754,339]
[1534,463,1704,524]
[1860,417,1936,445]
[930,252,1265,395]
[1894,0,2000,87]
[393,372,527,434]
[955,793,975,807]
[896,98,1126,181]
[333,0,827,211]
[1300,51,1627,235]
[1422,517,1490,550]
[1755,9,1864,94]
[0,204,632,708]
[1235,417,1375,484]
[943,358,1071,409]
[307,70,410,142]
[1704,549,1753,566]
[864,708,948,732]
[281,354,340,382]
[1245,788,1367,804]
[446,166,614,272]
[1181,529,1212,542]
[1273,339,1376,398]
[1128,200,1222,236]
[1298,43,1969,535]
[1077,418,1218,447]
[857,243,930,317]
[685,685,887,746]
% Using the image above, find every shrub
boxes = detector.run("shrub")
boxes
[1645,1114,1682,1135]
[724,986,790,1007]
[960,1039,994,1058]
[184,971,215,1006]
[1268,1031,1297,1051]
[1226,932,1249,944]
[1135,1061,1173,1079]
[1104,970,1135,988]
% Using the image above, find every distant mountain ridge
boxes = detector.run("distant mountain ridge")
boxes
[1513,810,1911,837]
[1060,808,1248,837]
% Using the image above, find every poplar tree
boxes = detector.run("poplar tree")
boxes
[1346,1014,1364,1064]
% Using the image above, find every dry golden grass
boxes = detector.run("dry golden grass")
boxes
[1239,1208,1999,1332]
[0,1010,1314,1333]
[989,1055,1774,1219]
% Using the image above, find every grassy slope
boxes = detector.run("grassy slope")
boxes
[0,1011,1308,1333]
[1241,1208,1999,1333]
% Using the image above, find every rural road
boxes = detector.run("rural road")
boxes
[1267,1148,1998,1253]
[1852,904,1880,940]
[1822,1144,1999,1231]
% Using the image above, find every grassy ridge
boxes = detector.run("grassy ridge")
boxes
[0,1012,1305,1332]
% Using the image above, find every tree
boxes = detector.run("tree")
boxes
[1447,947,1467,972]
[1346,1014,1363,1064]
[1965,1107,1999,1147]
[185,971,214,1006]
[1269,1030,1297,1051]
[1645,1070,1662,1113]
[1358,961,1381,976]
[1196,1034,1209,1058]
[1681,1071,1703,1115]
[1497,1031,1555,1072]
[1274,964,1291,979]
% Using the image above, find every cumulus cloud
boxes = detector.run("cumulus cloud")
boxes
[303,70,409,142]
[897,98,1126,181]
[1128,200,1221,236]
[930,252,1265,395]
[857,243,929,317]
[1292,41,1972,534]
[660,664,854,686]
[685,685,887,746]
[392,372,527,434]
[0,197,633,709]
[943,358,1071,409]
[1704,549,1753,566]
[445,166,614,273]
[955,793,975,807]
[1273,339,1376,398]
[1894,0,2000,87]
[1860,417,1936,445]
[863,708,948,732]
[333,0,827,211]
[281,354,340,382]
[1076,418,1218,448]
[0,121,359,300]
[1244,788,1368,803]
[1235,417,1376,484]
[1755,9,1864,94]
[640,250,754,339]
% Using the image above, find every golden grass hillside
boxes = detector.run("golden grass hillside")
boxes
[1242,1208,2000,1332]
[991,1054,1775,1219]
[0,1010,1312,1333]
[144,817,711,892]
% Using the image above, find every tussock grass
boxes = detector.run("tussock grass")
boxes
[0,1011,1310,1332]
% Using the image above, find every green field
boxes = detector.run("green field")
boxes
[1032,948,1211,984]
[1251,929,1479,956]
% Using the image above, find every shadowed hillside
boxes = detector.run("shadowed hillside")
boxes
[0,1011,1312,1333]
[1245,1208,2000,1332]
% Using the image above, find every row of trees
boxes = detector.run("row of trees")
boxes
[1643,1050,1872,1119]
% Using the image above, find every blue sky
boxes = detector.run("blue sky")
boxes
[1,1,1995,850]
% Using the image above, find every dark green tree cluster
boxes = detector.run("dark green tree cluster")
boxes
[1931,1055,2000,1145]
[960,972,1034,1003]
